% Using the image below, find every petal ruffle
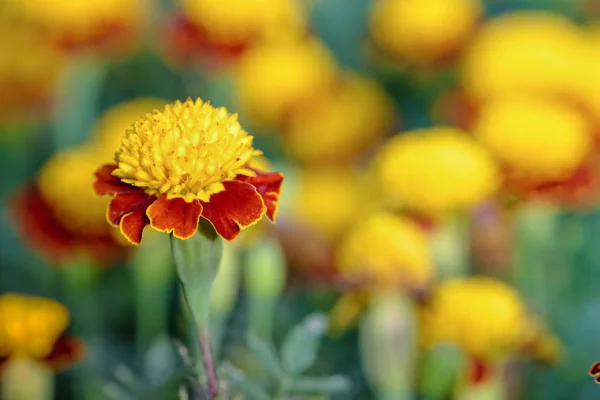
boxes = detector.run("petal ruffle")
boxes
[107,190,155,245]
[236,168,284,222]
[200,180,266,241]
[146,195,202,240]
[94,164,133,196]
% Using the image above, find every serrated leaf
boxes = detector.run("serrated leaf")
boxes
[281,314,328,375]
[247,334,282,379]
[291,375,352,394]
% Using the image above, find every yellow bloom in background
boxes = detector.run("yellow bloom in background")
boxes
[420,277,532,360]
[0,17,64,123]
[461,11,586,101]
[0,294,69,359]
[373,127,499,217]
[5,0,146,46]
[336,212,433,290]
[234,37,339,127]
[369,0,482,64]
[472,95,592,181]
[180,0,307,45]
[283,73,396,164]
[37,146,111,236]
[288,167,368,241]
[572,24,600,123]
[88,98,169,162]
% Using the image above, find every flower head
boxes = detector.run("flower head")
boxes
[0,294,83,371]
[89,98,169,162]
[179,0,306,47]
[12,146,126,263]
[473,95,592,182]
[336,212,433,290]
[373,127,499,217]
[283,73,396,164]
[369,0,481,64]
[234,37,338,127]
[461,11,586,101]
[419,277,543,360]
[94,98,283,244]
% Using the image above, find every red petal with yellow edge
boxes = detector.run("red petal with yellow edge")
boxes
[200,180,266,241]
[146,195,202,240]
[43,335,85,372]
[236,168,284,222]
[94,164,134,196]
[108,190,156,245]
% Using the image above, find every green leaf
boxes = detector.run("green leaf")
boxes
[220,363,271,400]
[291,375,352,394]
[419,344,464,399]
[281,314,328,375]
[247,334,282,380]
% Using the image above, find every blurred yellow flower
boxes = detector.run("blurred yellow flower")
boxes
[235,37,339,127]
[6,0,146,47]
[472,95,592,181]
[373,127,499,217]
[37,146,111,236]
[369,0,481,64]
[0,18,64,123]
[89,98,169,162]
[572,24,600,123]
[420,277,529,359]
[180,0,306,45]
[0,294,69,359]
[289,167,367,241]
[461,11,586,101]
[336,212,433,290]
[284,73,396,164]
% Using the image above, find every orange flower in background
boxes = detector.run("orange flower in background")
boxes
[4,0,148,53]
[11,146,127,263]
[0,294,84,372]
[94,98,283,244]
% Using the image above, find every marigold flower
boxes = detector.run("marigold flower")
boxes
[419,277,536,360]
[94,98,283,244]
[89,98,169,162]
[461,11,586,101]
[369,0,481,65]
[288,167,367,241]
[5,0,147,51]
[234,37,339,127]
[472,95,592,182]
[373,127,499,217]
[0,294,83,371]
[283,73,396,164]
[12,146,125,263]
[0,18,64,124]
[179,0,306,47]
[336,212,433,290]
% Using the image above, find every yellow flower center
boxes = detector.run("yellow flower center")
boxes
[113,98,260,202]
[336,212,433,290]
[0,294,69,359]
[419,277,529,359]
[37,146,111,235]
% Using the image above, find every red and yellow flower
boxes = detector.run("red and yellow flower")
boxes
[11,146,127,263]
[0,293,83,372]
[94,98,283,244]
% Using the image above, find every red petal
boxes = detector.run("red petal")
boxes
[146,195,202,240]
[10,185,77,262]
[200,181,266,241]
[43,335,85,372]
[468,358,491,385]
[108,190,155,245]
[94,164,134,196]
[236,168,284,222]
